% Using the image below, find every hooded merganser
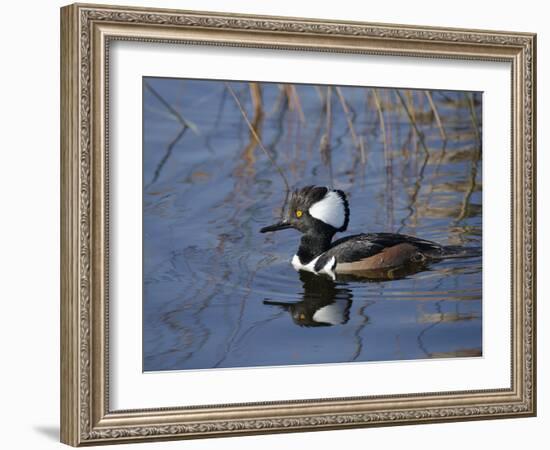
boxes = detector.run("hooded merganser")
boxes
[261,185,476,280]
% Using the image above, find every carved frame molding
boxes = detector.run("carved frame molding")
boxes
[61,3,536,446]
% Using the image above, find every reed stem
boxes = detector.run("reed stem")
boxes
[396,89,429,154]
[425,91,447,141]
[226,83,290,191]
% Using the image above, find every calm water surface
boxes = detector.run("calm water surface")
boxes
[142,78,482,371]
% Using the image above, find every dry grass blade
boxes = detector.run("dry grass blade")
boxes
[144,81,199,134]
[144,80,194,187]
[225,83,290,191]
[146,127,188,188]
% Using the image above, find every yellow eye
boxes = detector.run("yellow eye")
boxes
[296,210,303,218]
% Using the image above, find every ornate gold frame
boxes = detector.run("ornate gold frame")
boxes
[60,3,536,446]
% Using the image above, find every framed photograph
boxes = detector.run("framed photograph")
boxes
[60,3,536,446]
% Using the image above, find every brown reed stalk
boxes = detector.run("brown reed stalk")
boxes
[314,85,325,102]
[249,83,263,117]
[395,89,429,154]
[466,92,481,145]
[372,89,388,157]
[425,91,447,141]
[381,89,395,230]
[320,86,334,186]
[268,85,286,116]
[456,153,480,222]
[225,83,290,191]
[241,82,265,166]
[457,92,482,222]
[288,85,306,124]
[406,90,416,124]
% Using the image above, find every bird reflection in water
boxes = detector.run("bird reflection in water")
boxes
[264,262,430,328]
[264,271,353,327]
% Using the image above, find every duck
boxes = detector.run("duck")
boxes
[260,185,476,280]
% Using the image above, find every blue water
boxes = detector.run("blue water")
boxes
[142,78,482,371]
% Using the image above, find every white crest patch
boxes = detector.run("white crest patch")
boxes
[308,190,346,229]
